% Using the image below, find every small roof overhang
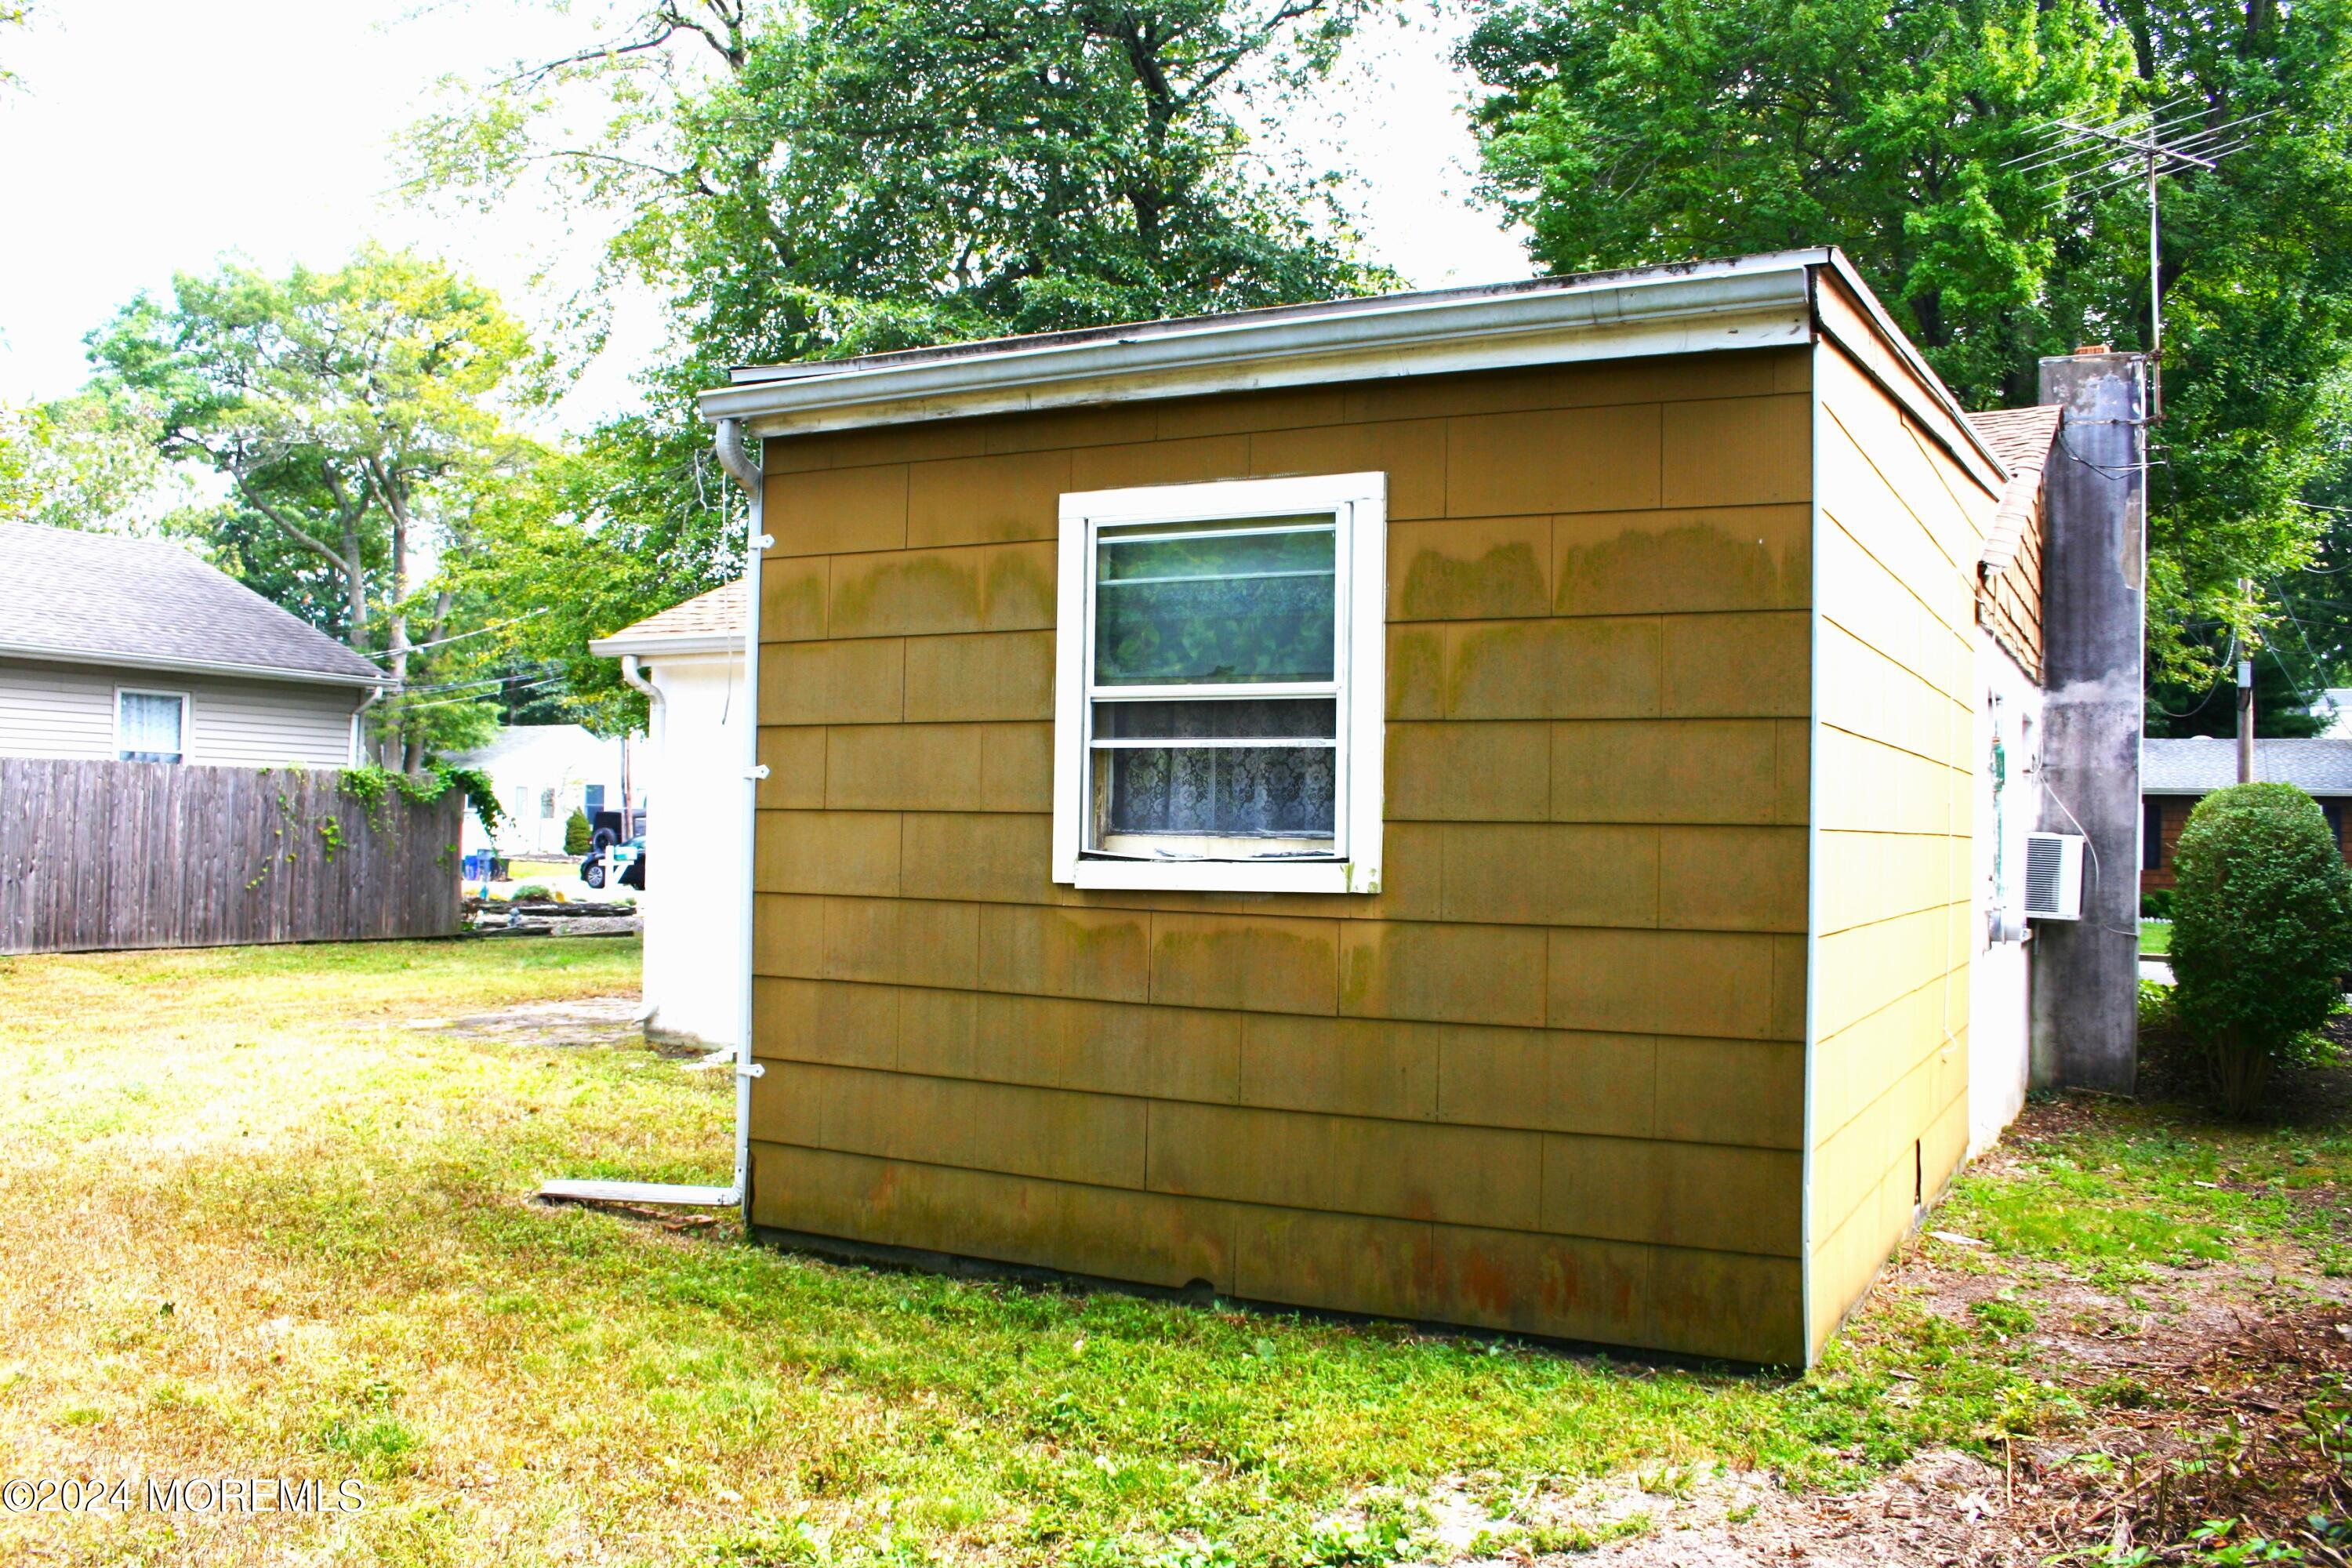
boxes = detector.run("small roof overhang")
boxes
[697,248,2004,485]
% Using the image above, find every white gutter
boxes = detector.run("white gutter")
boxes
[539,417,767,1213]
[699,252,1825,437]
[0,641,387,689]
[587,633,745,659]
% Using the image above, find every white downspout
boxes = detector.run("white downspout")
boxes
[350,685,384,767]
[539,417,767,1211]
[615,653,662,1027]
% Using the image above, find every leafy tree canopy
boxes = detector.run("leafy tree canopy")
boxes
[0,390,189,534]
[1459,0,2352,700]
[86,246,553,768]
[405,0,1397,710]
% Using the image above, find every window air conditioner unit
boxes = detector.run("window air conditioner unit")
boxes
[2024,832,2085,920]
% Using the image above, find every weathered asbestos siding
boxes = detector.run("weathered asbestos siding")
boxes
[0,656,360,768]
[1806,288,2002,1356]
[748,349,1815,1363]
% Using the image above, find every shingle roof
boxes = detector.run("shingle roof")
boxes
[2144,737,2352,795]
[0,521,383,686]
[586,582,746,655]
[1965,406,2063,576]
[1965,405,2064,474]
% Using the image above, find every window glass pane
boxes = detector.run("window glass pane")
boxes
[1094,524,1334,685]
[118,693,182,762]
[1100,746,1336,838]
[1094,698,1336,741]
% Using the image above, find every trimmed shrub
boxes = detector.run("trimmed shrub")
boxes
[2169,782,2352,1116]
[563,807,593,856]
[2140,889,2176,920]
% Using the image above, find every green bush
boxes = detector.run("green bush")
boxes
[563,807,593,856]
[2169,782,2352,1116]
[2141,889,2176,920]
[509,882,554,903]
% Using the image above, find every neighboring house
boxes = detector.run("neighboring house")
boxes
[647,247,2142,1367]
[2315,689,2352,739]
[0,521,383,767]
[590,581,748,1046]
[449,724,626,859]
[2142,737,2352,891]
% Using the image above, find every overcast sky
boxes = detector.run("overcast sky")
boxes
[0,1,1528,423]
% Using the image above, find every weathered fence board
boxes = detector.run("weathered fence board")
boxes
[0,759,463,955]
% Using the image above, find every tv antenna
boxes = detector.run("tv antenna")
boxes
[2005,100,2275,419]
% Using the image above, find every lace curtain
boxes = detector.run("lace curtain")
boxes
[1105,745,1337,838]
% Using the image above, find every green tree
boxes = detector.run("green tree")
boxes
[1458,0,2352,698]
[563,805,594,855]
[87,247,550,768]
[0,392,188,533]
[406,0,1396,702]
[2169,782,2352,1114]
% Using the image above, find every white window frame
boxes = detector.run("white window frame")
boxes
[1052,471,1386,895]
[113,685,191,765]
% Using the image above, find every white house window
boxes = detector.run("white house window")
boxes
[1053,472,1386,895]
[116,690,187,764]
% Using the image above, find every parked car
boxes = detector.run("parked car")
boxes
[581,835,643,890]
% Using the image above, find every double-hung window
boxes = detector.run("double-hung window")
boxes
[115,689,187,764]
[1053,472,1385,894]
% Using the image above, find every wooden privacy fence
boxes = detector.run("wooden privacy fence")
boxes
[0,758,463,955]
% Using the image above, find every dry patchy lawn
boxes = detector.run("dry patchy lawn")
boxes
[3,939,2350,1567]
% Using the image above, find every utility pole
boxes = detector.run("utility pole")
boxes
[2238,659,2256,782]
[2236,577,2257,783]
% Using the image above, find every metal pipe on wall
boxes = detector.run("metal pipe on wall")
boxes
[537,418,766,1210]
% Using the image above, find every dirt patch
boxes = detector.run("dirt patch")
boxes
[1392,1452,2021,1566]
[1995,1301,2352,1562]
[404,995,683,1053]
[1477,1098,2352,1565]
[2136,1012,2352,1125]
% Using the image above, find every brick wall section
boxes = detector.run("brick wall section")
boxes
[748,349,1815,1363]
[2143,794,2352,892]
[1805,284,2000,1355]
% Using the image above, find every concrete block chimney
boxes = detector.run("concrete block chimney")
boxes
[2029,350,2148,1095]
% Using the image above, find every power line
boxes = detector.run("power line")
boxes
[358,607,553,662]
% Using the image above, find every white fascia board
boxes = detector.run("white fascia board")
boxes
[0,641,386,690]
[586,633,746,659]
[699,257,1821,437]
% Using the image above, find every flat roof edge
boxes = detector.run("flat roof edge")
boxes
[699,256,1824,437]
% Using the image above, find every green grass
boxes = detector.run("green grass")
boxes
[1940,1104,2352,1278]
[0,938,2332,1566]
[2143,918,2173,955]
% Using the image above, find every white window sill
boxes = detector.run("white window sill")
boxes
[1064,857,1380,895]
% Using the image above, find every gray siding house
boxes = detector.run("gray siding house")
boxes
[0,522,383,768]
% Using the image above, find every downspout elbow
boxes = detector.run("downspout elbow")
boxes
[714,417,761,499]
[618,653,659,706]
